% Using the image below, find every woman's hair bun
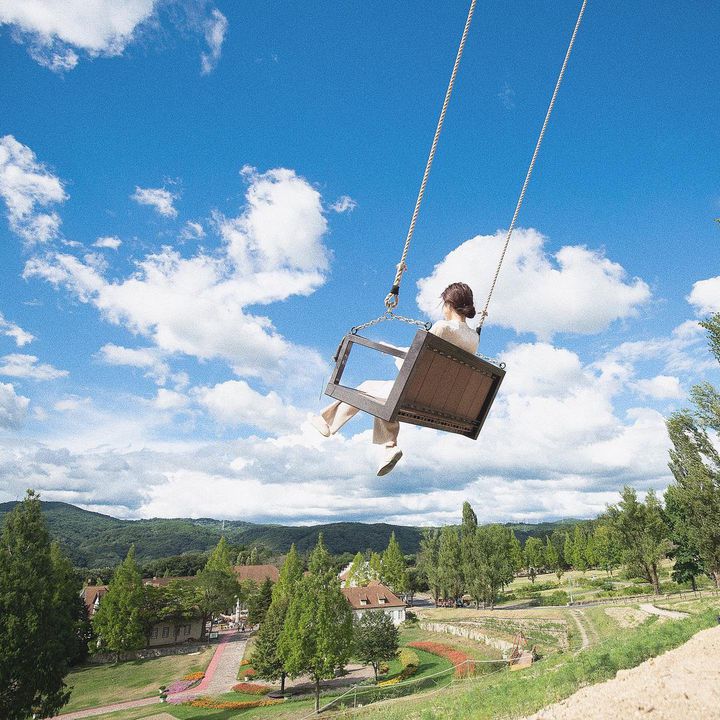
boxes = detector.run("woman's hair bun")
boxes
[441,283,476,318]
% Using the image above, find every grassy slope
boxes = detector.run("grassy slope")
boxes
[349,610,719,720]
[61,647,213,713]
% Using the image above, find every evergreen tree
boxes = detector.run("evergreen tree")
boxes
[50,542,91,665]
[382,532,407,595]
[563,533,574,569]
[460,501,479,595]
[571,525,588,572]
[248,547,259,565]
[476,525,515,608]
[437,527,463,600]
[195,537,241,637]
[254,545,302,693]
[352,611,399,681]
[591,523,621,575]
[0,491,75,719]
[92,545,145,659]
[369,551,384,582]
[607,487,670,594]
[523,536,544,577]
[418,529,441,603]
[278,538,353,712]
[248,577,274,625]
[545,536,562,581]
[509,531,524,575]
[345,551,368,587]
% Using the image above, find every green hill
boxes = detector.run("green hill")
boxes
[0,501,584,569]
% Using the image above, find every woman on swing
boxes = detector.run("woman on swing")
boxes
[310,282,479,475]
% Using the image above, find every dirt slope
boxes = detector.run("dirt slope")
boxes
[525,625,720,720]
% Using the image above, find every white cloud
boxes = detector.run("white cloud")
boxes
[0,312,34,346]
[0,354,68,381]
[180,221,205,241]
[94,235,122,250]
[0,0,157,71]
[687,276,720,316]
[329,195,357,213]
[130,186,179,218]
[0,135,67,244]
[193,380,305,434]
[632,375,683,400]
[153,388,189,411]
[25,165,330,380]
[0,382,29,429]
[200,8,227,75]
[53,396,90,412]
[97,343,171,385]
[416,228,651,340]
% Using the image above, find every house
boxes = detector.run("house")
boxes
[233,564,280,584]
[342,581,406,626]
[82,580,204,648]
[81,585,108,617]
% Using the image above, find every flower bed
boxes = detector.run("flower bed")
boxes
[232,682,270,695]
[407,641,471,677]
[181,696,282,710]
[182,671,205,681]
[166,679,199,694]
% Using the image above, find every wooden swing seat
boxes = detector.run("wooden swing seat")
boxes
[324,329,505,439]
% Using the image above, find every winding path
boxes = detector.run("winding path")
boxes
[639,603,689,620]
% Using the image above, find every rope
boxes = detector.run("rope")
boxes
[478,0,588,329]
[384,0,478,311]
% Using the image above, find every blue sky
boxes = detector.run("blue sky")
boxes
[1,0,719,526]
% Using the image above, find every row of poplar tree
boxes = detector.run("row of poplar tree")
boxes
[251,536,400,713]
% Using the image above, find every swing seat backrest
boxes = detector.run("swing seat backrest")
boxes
[325,329,505,439]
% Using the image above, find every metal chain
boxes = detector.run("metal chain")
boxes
[351,311,432,335]
[478,0,588,329]
[384,0,478,311]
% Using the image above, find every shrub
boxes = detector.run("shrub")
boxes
[537,590,569,606]
[232,682,270,695]
[399,648,420,668]
[404,611,418,625]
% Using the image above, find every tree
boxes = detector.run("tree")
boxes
[607,487,670,594]
[353,611,400,682]
[591,523,621,575]
[382,533,408,596]
[50,542,92,665]
[509,531,524,575]
[437,527,463,600]
[92,545,145,659]
[477,526,515,608]
[278,538,353,712]
[195,537,240,638]
[0,491,77,719]
[524,536,544,577]
[571,525,588,572]
[666,409,720,588]
[418,529,442,603]
[460,501,479,597]
[254,545,302,693]
[369,551,384,582]
[545,536,563,581]
[405,566,422,607]
[248,577,274,625]
[345,551,368,587]
[563,533,574,570]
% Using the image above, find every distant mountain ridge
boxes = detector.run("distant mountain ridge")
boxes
[0,500,580,569]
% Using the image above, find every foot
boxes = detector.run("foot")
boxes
[377,447,403,476]
[309,415,331,437]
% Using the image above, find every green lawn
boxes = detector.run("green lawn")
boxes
[61,647,214,714]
